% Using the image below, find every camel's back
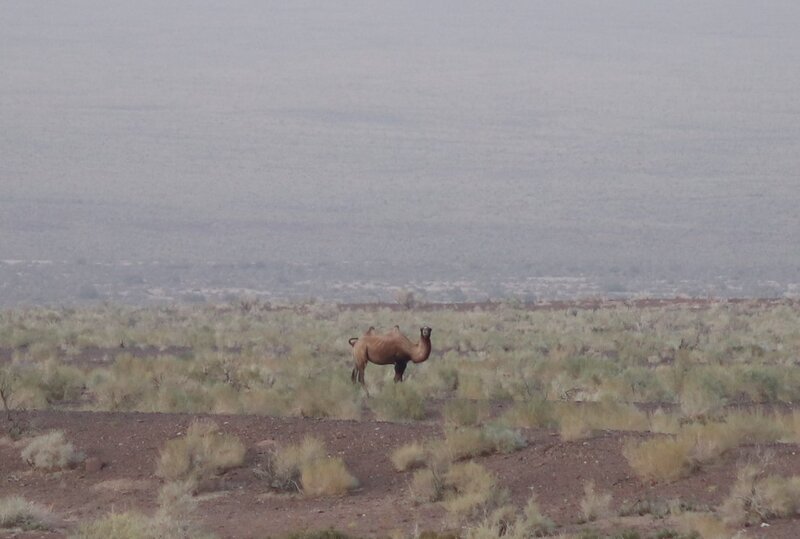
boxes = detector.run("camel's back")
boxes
[353,332,414,363]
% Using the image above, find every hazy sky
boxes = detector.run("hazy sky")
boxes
[2,1,799,291]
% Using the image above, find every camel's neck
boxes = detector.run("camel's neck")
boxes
[411,336,432,364]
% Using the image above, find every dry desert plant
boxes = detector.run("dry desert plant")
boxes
[465,495,554,539]
[300,458,359,496]
[293,375,363,420]
[678,512,733,539]
[0,496,54,531]
[0,366,19,421]
[440,461,509,519]
[498,399,555,429]
[623,434,696,483]
[556,400,649,441]
[719,464,800,527]
[443,399,488,427]
[72,480,215,539]
[369,382,427,421]
[578,480,613,522]
[156,420,245,482]
[443,424,526,461]
[70,512,152,539]
[391,441,426,472]
[625,412,787,482]
[409,467,446,504]
[21,430,85,471]
[271,436,358,496]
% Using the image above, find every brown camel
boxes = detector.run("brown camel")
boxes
[348,326,432,389]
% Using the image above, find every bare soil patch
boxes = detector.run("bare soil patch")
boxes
[2,410,800,538]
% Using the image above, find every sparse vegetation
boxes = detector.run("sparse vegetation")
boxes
[0,496,54,531]
[0,366,18,421]
[719,464,800,526]
[370,383,427,421]
[579,481,613,522]
[391,441,426,471]
[156,420,245,482]
[443,399,488,427]
[2,301,800,423]
[624,411,789,482]
[269,436,358,496]
[71,480,215,539]
[3,300,800,537]
[441,424,526,461]
[21,430,85,471]
[466,495,555,539]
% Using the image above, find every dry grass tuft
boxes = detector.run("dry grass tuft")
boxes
[273,436,326,487]
[441,461,508,519]
[444,427,494,460]
[0,496,54,531]
[465,496,555,539]
[21,430,85,471]
[444,425,526,461]
[370,383,427,422]
[72,480,215,539]
[443,399,488,427]
[648,408,681,434]
[623,435,696,482]
[678,512,732,539]
[293,376,362,420]
[71,512,152,539]
[409,468,445,503]
[156,420,245,482]
[557,400,649,441]
[719,464,800,527]
[625,412,787,482]
[498,399,555,429]
[390,442,426,472]
[579,480,613,522]
[300,458,359,496]
[272,436,358,496]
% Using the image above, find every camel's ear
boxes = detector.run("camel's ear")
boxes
[348,337,358,347]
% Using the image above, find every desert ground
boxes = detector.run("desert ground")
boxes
[2,299,800,539]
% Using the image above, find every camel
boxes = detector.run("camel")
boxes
[348,326,432,390]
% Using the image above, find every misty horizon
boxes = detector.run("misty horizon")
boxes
[2,1,799,305]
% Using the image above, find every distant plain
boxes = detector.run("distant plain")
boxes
[2,1,799,305]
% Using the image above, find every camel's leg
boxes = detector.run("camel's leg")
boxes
[357,365,370,397]
[394,360,408,382]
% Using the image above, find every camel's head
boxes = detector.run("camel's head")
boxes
[420,326,432,339]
